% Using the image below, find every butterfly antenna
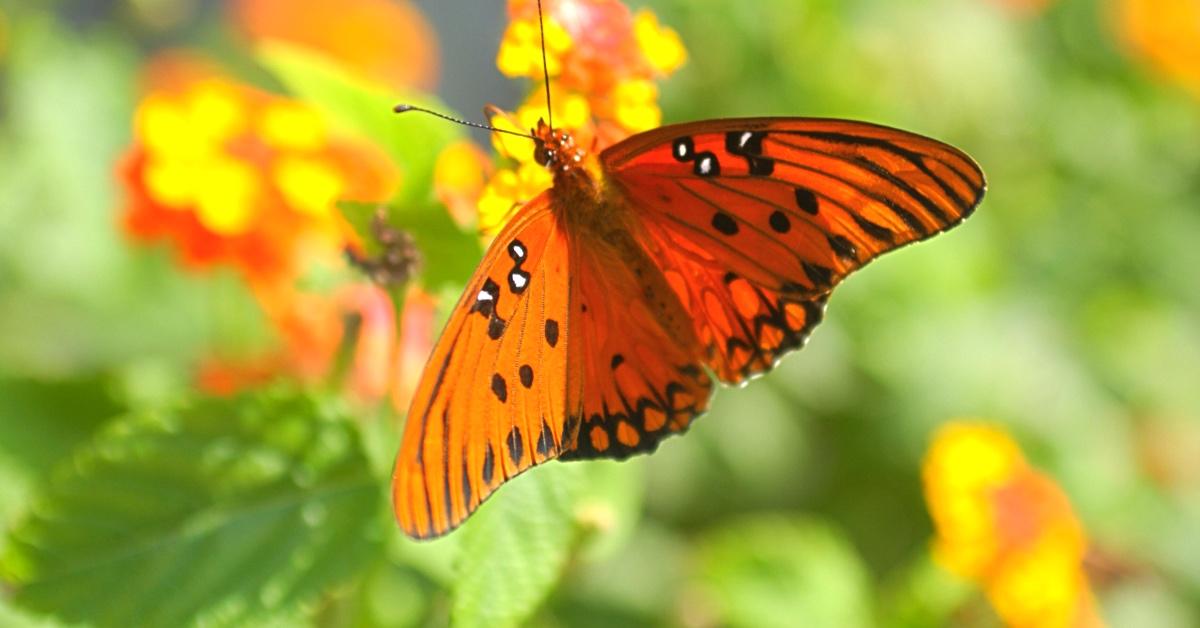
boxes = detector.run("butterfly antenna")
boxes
[537,0,553,130]
[393,104,536,141]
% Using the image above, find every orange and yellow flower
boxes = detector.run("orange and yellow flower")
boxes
[120,56,396,284]
[1117,0,1200,98]
[922,421,1105,628]
[441,0,687,233]
[119,55,413,400]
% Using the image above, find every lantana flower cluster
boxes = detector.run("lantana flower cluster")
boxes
[456,0,687,232]
[120,59,395,283]
[922,422,1105,628]
[117,45,426,405]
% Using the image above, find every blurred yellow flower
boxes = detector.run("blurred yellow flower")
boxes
[612,78,661,133]
[634,9,687,75]
[497,16,572,78]
[120,58,395,283]
[434,140,493,228]
[460,0,688,236]
[120,56,405,402]
[1118,0,1200,98]
[922,421,1105,628]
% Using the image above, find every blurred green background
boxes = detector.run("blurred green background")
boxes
[1,0,1198,626]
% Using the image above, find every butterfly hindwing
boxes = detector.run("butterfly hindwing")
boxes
[557,228,714,461]
[602,117,985,383]
[392,192,573,539]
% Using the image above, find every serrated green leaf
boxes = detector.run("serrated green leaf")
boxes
[0,376,124,522]
[255,42,462,207]
[0,389,383,628]
[693,515,873,628]
[450,464,581,628]
[448,459,643,628]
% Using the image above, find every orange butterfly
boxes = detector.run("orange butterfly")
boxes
[392,31,985,545]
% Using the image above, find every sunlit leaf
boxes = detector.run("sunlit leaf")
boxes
[0,389,383,628]
[449,459,640,628]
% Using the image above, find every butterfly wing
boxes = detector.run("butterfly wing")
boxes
[601,117,985,383]
[557,227,714,461]
[393,192,574,539]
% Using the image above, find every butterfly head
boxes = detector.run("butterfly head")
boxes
[532,119,587,173]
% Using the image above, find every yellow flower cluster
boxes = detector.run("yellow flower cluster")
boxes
[440,0,687,233]
[923,422,1105,628]
[136,80,343,235]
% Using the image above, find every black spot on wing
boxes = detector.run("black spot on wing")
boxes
[794,188,819,215]
[536,420,554,457]
[487,315,506,340]
[827,234,858,261]
[802,262,833,288]
[711,211,738,236]
[545,319,560,347]
[482,445,495,485]
[672,136,695,162]
[851,213,896,243]
[506,426,524,466]
[519,364,534,388]
[491,373,507,402]
[768,210,791,234]
[694,152,720,177]
[469,278,500,317]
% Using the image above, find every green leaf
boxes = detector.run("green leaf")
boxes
[693,515,874,628]
[450,464,580,628]
[1,388,383,628]
[0,376,124,522]
[449,458,641,628]
[255,42,462,207]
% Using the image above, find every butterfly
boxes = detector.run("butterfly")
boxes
[390,108,986,538]
[392,2,984,538]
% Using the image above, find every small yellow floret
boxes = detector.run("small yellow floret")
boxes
[273,156,344,217]
[634,9,687,75]
[497,17,571,78]
[195,157,260,234]
[259,102,326,151]
[187,80,247,142]
[143,158,196,208]
[613,78,661,133]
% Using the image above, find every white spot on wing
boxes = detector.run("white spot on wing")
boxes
[511,272,528,289]
[739,131,752,148]
[477,290,494,302]
[699,156,713,175]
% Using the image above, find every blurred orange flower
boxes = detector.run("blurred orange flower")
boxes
[119,54,414,402]
[470,0,687,232]
[1117,0,1200,98]
[119,56,396,285]
[923,421,1105,628]
[229,0,439,90]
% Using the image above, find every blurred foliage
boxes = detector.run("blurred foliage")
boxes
[1,0,1198,627]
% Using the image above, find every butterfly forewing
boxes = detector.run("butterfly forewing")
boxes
[393,193,574,539]
[601,117,985,383]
